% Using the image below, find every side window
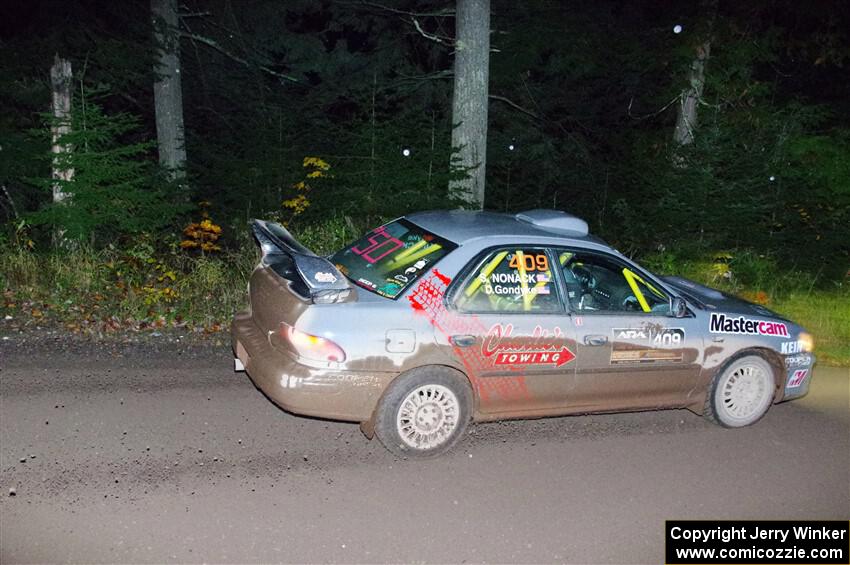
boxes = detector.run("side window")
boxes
[560,252,669,314]
[455,248,562,313]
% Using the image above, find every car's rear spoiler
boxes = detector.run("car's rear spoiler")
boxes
[251,219,352,304]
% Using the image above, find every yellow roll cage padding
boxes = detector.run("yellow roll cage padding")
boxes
[390,238,427,263]
[461,250,558,312]
[384,239,443,271]
[460,250,508,309]
[622,267,665,313]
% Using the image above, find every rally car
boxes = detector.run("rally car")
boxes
[231,209,816,457]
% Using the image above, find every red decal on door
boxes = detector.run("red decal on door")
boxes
[408,271,528,403]
[482,323,574,367]
[494,347,575,367]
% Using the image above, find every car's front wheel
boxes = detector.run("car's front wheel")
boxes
[374,366,472,458]
[706,355,776,427]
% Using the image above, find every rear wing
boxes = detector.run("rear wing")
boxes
[251,219,352,303]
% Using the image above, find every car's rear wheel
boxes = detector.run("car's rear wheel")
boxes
[374,366,472,458]
[706,355,775,427]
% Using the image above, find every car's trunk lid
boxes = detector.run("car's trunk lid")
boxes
[249,220,354,334]
[252,220,352,303]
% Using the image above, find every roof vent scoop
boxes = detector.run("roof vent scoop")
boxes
[515,209,589,236]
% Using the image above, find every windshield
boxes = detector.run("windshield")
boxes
[331,219,457,299]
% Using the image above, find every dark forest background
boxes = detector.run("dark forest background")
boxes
[1,0,848,358]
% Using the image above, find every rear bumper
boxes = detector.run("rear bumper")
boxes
[231,311,393,422]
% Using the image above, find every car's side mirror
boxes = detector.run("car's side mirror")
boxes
[670,296,688,318]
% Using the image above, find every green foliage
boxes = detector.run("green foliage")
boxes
[602,22,850,279]
[0,217,366,333]
[639,247,850,366]
[26,95,185,245]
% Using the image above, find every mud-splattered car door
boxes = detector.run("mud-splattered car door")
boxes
[557,249,703,411]
[444,247,579,415]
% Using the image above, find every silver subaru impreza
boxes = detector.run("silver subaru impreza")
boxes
[232,209,815,457]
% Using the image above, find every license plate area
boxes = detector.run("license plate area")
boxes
[235,340,250,371]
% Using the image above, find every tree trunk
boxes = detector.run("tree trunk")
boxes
[450,0,490,209]
[672,39,710,146]
[151,0,187,179]
[50,55,73,205]
[673,0,716,147]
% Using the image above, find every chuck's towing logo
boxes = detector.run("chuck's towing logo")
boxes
[709,313,789,337]
[482,324,575,367]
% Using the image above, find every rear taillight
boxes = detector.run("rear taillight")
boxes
[280,323,346,363]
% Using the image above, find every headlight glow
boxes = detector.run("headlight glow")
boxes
[798,332,814,353]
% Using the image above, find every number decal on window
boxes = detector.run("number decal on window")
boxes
[508,253,549,272]
[351,227,404,264]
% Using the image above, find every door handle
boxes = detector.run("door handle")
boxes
[584,335,608,346]
[450,335,476,348]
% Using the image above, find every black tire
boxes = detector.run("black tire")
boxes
[705,355,775,428]
[374,366,473,458]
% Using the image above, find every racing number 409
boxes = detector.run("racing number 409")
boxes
[509,253,549,272]
[653,331,683,347]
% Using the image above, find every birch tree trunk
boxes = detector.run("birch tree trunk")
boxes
[672,39,710,146]
[450,0,490,209]
[673,0,716,147]
[151,0,187,180]
[50,55,73,205]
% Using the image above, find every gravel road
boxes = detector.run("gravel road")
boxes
[1,336,848,563]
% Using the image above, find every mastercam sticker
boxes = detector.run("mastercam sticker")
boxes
[709,313,789,337]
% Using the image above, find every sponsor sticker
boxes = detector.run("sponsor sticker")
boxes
[376,280,402,297]
[482,323,575,368]
[611,350,682,364]
[785,354,813,368]
[611,327,685,364]
[613,327,685,347]
[709,313,789,337]
[787,369,808,388]
[314,271,337,283]
[404,259,429,275]
[781,340,805,354]
[493,348,574,367]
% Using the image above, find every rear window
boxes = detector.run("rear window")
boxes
[331,219,457,299]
